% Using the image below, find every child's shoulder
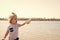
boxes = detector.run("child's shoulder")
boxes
[16,23,20,26]
[8,24,12,28]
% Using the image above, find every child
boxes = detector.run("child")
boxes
[2,12,31,40]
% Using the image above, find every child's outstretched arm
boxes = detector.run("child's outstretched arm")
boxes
[19,19,31,27]
[2,30,9,40]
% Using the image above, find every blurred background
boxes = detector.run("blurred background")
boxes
[0,0,60,40]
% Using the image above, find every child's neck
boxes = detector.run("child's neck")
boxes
[11,23,17,25]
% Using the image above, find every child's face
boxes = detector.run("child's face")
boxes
[11,17,17,24]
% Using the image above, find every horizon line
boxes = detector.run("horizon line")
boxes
[0,18,60,21]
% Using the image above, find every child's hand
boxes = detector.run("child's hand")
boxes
[2,38,5,40]
[26,18,31,24]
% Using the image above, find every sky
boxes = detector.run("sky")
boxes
[0,0,60,18]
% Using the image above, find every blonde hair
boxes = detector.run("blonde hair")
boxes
[9,12,17,23]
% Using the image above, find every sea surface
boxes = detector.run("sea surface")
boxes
[0,21,60,40]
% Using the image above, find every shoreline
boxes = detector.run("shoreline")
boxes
[0,18,60,21]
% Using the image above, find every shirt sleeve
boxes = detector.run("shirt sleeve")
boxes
[17,23,21,27]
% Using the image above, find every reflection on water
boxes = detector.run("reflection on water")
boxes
[0,21,60,40]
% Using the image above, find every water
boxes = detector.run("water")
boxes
[0,21,60,40]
